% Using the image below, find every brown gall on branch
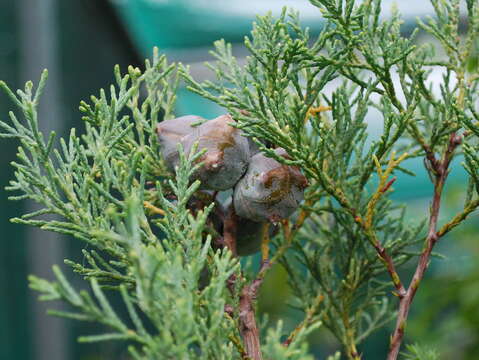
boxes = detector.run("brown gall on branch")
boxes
[173,119,309,359]
[234,148,308,223]
[157,114,252,190]
[156,114,205,166]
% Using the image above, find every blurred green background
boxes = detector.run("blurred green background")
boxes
[0,1,477,359]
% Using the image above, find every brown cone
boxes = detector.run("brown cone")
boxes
[233,148,308,222]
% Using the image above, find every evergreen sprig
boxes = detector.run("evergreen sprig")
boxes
[181,0,479,358]
[0,51,242,359]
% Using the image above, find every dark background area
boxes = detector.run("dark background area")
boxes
[0,1,137,359]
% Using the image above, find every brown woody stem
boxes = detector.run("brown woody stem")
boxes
[387,133,461,360]
[223,206,312,359]
[223,206,238,257]
[239,280,263,360]
[235,217,308,359]
[369,232,406,298]
[223,205,262,360]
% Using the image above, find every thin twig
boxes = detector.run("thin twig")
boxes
[283,293,324,347]
[437,198,479,237]
[143,201,165,216]
[361,152,409,298]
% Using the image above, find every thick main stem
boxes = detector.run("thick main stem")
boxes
[239,285,263,360]
[223,205,263,360]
